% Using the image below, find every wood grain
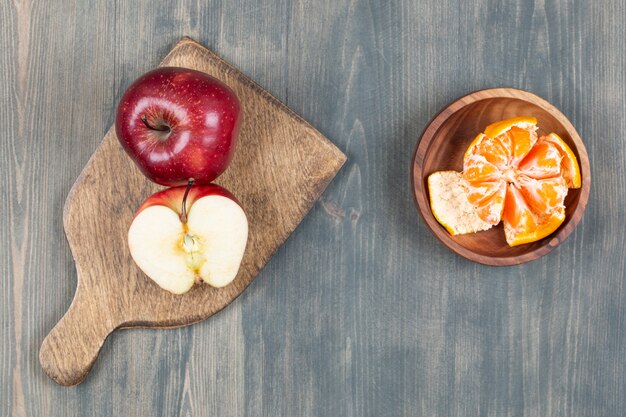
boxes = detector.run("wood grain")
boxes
[412,88,591,265]
[37,37,346,386]
[1,0,625,416]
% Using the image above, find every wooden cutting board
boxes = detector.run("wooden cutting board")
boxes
[39,37,346,386]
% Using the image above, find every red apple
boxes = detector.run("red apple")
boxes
[128,183,248,294]
[115,67,241,186]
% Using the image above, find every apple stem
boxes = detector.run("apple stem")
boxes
[140,115,171,132]
[180,178,195,224]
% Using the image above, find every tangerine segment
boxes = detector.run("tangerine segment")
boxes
[466,179,504,206]
[541,133,582,188]
[469,135,509,168]
[463,156,501,183]
[518,176,568,215]
[502,184,536,233]
[463,134,506,182]
[504,207,565,247]
[503,126,539,166]
[483,117,539,167]
[518,140,562,180]
[469,180,506,225]
[464,133,488,160]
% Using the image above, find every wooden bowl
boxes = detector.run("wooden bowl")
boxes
[411,88,591,266]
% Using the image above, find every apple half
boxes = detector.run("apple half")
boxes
[128,184,248,294]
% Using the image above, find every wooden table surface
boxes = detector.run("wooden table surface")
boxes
[1,1,624,416]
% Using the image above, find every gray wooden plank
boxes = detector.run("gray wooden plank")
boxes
[0,0,624,416]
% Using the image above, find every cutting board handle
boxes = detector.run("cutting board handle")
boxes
[39,288,120,386]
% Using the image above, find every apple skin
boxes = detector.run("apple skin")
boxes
[116,67,241,186]
[134,183,240,218]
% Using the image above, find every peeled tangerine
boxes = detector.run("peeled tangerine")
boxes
[428,116,581,246]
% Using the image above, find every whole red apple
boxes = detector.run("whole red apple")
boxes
[115,67,241,186]
[128,183,248,294]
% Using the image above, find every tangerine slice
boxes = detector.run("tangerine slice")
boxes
[484,117,538,166]
[466,179,504,206]
[464,133,488,159]
[502,183,566,246]
[517,175,568,215]
[473,136,509,168]
[471,180,506,225]
[463,134,504,182]
[502,184,536,233]
[491,126,538,166]
[541,133,582,188]
[518,141,562,179]
[463,155,501,183]
[504,207,565,247]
